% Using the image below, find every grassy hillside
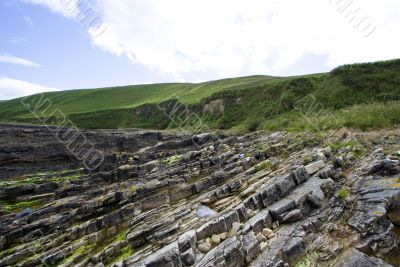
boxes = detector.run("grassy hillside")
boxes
[0,59,399,131]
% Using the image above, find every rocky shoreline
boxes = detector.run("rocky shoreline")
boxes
[0,125,399,266]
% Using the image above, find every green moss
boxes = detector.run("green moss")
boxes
[105,245,134,267]
[0,199,42,212]
[0,243,26,258]
[245,152,253,158]
[161,155,182,165]
[337,187,350,199]
[62,242,95,265]
[294,254,312,267]
[0,170,82,188]
[130,185,138,194]
[114,229,129,242]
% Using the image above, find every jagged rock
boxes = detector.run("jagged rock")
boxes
[1,126,399,267]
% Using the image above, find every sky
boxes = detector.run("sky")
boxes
[0,0,399,100]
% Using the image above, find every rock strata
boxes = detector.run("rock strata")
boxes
[0,125,399,267]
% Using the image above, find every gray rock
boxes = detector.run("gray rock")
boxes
[275,174,296,197]
[243,209,272,233]
[269,199,296,221]
[292,166,310,185]
[241,231,261,263]
[283,209,303,223]
[196,237,244,267]
[181,248,196,265]
[178,230,197,252]
[282,237,306,265]
[367,159,400,176]
[140,242,182,267]
[305,161,326,175]
[260,184,281,207]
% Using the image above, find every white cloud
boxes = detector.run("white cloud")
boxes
[0,53,41,67]
[0,78,58,100]
[24,0,400,78]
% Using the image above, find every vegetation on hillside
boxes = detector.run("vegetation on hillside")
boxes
[0,59,399,131]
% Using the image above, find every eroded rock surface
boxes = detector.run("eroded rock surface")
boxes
[0,126,399,267]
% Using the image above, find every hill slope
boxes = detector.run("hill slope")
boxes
[0,59,399,131]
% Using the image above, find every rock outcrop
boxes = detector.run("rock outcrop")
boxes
[0,125,399,267]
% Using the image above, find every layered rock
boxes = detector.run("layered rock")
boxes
[0,126,399,267]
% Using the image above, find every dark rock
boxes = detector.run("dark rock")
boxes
[335,248,393,267]
[283,209,303,223]
[282,237,306,266]
[367,159,400,176]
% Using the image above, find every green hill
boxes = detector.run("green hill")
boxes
[1,59,399,131]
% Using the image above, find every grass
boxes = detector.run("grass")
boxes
[0,171,82,188]
[1,59,399,131]
[0,199,42,212]
[254,160,275,172]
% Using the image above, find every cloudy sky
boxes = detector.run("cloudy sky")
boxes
[0,0,399,100]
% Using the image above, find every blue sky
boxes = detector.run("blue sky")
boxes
[0,0,399,100]
[0,1,161,94]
